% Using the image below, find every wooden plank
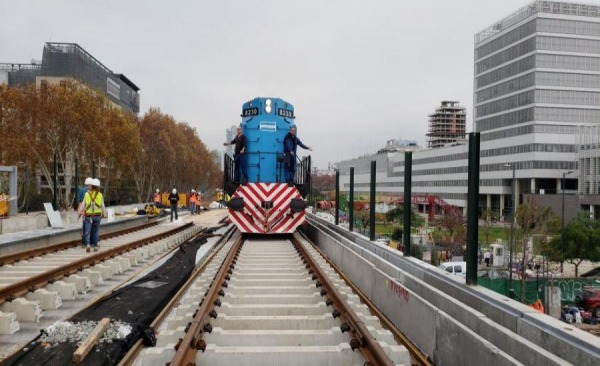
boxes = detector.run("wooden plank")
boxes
[72,317,111,363]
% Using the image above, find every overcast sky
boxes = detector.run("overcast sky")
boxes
[2,0,587,170]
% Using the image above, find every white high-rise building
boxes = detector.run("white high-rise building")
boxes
[337,1,600,220]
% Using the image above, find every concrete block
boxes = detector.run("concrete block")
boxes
[116,257,131,271]
[46,281,77,300]
[155,327,185,347]
[0,298,42,322]
[93,264,113,280]
[123,254,139,266]
[104,260,123,275]
[434,311,518,366]
[517,312,600,366]
[134,246,150,262]
[81,269,104,286]
[0,310,19,334]
[26,288,62,310]
[199,343,365,365]
[64,274,91,294]
[141,346,176,366]
[146,243,158,256]
[167,316,190,329]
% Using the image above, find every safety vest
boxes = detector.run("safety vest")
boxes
[190,194,197,204]
[154,193,161,203]
[84,191,104,216]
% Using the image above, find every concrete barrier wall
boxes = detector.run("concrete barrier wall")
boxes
[303,216,600,365]
[0,215,148,256]
[0,203,147,235]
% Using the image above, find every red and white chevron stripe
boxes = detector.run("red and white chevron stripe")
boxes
[228,183,306,234]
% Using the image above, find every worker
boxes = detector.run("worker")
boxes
[189,189,197,215]
[196,191,202,214]
[78,178,106,252]
[78,177,93,248]
[169,188,179,222]
[283,126,312,185]
[223,126,248,184]
[153,189,162,208]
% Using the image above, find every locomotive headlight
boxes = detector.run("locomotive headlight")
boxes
[265,99,272,113]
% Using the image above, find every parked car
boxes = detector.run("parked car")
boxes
[575,286,600,318]
[439,261,467,277]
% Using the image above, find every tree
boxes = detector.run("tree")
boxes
[435,210,464,242]
[542,212,600,277]
[482,208,498,245]
[386,206,425,227]
[515,196,560,300]
[130,109,220,202]
[311,173,335,200]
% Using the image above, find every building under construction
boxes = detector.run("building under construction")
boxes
[427,101,466,149]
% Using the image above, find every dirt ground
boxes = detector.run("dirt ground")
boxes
[573,322,600,337]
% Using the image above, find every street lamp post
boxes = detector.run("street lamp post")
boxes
[561,170,574,274]
[504,163,516,299]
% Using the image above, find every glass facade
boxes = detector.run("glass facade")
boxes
[474,1,600,183]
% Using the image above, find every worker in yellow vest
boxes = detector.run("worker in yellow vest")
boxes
[78,178,106,252]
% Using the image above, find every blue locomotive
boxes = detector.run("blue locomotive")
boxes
[224,97,311,234]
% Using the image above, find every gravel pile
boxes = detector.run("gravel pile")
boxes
[38,320,132,346]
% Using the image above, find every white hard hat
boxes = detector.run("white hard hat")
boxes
[156,189,159,193]
[191,189,195,192]
[172,188,177,194]
[92,178,101,187]
[84,177,93,185]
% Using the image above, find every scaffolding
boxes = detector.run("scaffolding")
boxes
[427,101,466,149]
[475,0,600,44]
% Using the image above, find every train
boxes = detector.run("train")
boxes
[224,97,311,234]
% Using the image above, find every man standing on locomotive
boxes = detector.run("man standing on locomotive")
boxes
[223,126,248,184]
[283,126,312,185]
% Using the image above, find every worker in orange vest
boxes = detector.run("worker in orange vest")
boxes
[189,189,197,215]
[153,189,162,208]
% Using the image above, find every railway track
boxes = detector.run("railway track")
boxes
[0,220,203,335]
[126,231,423,366]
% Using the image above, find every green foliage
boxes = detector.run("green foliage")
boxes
[385,206,425,227]
[542,212,600,277]
[391,226,403,241]
[430,249,439,266]
[410,244,423,259]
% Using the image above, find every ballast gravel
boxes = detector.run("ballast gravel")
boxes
[38,320,132,347]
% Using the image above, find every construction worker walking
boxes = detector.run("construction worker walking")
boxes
[78,178,106,252]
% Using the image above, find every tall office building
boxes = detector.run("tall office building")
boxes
[427,101,467,149]
[336,1,600,221]
[474,1,600,210]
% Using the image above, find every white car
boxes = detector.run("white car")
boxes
[439,261,467,277]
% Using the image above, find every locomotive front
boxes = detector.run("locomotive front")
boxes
[224,97,311,234]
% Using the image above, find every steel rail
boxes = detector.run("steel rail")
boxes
[0,222,193,305]
[169,234,244,366]
[118,225,235,366]
[0,221,159,267]
[301,232,433,366]
[290,235,394,366]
